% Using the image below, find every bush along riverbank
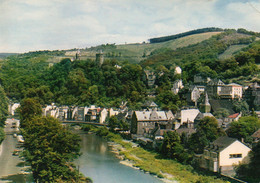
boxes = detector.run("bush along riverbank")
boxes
[81,125,228,183]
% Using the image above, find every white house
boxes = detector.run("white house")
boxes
[43,103,59,118]
[109,108,119,117]
[174,66,182,75]
[99,108,108,124]
[199,136,251,175]
[218,83,243,99]
[171,79,184,94]
[8,103,20,116]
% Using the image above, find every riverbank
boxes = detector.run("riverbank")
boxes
[108,141,177,183]
[92,127,228,183]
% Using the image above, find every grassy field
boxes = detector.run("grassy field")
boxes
[218,44,248,60]
[116,32,221,62]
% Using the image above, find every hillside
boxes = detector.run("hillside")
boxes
[0,53,18,59]
[45,28,259,65]
[59,31,222,63]
[0,28,259,110]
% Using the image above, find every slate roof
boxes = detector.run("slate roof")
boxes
[195,112,214,121]
[135,111,168,121]
[207,136,237,152]
[142,101,158,107]
[175,128,196,136]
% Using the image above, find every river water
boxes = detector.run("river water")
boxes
[74,132,163,183]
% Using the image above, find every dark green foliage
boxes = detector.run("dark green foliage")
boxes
[0,86,8,145]
[0,86,8,126]
[161,131,191,163]
[95,127,109,137]
[108,116,129,131]
[213,108,230,119]
[0,127,5,144]
[227,116,260,141]
[149,27,224,43]
[22,116,82,182]
[156,90,181,113]
[0,55,49,101]
[232,99,249,114]
[142,32,259,83]
[188,117,225,153]
[19,98,42,127]
[237,28,260,37]
[236,141,260,182]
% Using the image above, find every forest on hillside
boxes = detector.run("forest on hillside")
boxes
[0,30,259,111]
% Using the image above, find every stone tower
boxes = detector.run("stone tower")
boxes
[75,49,80,60]
[200,92,211,113]
[96,51,104,67]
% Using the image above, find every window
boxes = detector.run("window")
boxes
[229,154,242,158]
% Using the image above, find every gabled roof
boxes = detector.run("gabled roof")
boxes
[252,129,260,138]
[195,112,213,121]
[228,113,240,119]
[180,109,200,123]
[135,111,168,121]
[227,83,242,87]
[142,101,158,107]
[208,136,237,152]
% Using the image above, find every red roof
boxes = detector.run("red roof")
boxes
[228,113,240,119]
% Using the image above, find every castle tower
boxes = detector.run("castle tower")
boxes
[96,51,104,67]
[200,92,211,113]
[75,49,80,60]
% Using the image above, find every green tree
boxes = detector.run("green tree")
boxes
[108,116,119,132]
[19,98,42,127]
[232,99,249,114]
[22,116,82,182]
[161,131,191,163]
[0,127,5,144]
[213,108,230,119]
[0,86,8,126]
[188,117,225,153]
[227,116,260,141]
[236,140,260,182]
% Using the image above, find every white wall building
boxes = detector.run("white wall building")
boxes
[200,136,251,175]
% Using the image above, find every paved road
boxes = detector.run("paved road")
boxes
[0,118,27,182]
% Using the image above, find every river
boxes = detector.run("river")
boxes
[0,123,163,183]
[74,132,163,183]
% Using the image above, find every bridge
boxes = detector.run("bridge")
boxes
[61,120,108,126]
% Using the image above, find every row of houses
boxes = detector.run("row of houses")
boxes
[9,100,256,176]
[170,74,259,111]
[8,103,120,124]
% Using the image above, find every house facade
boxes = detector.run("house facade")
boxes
[144,70,156,87]
[199,136,251,175]
[171,79,184,95]
[131,110,174,136]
